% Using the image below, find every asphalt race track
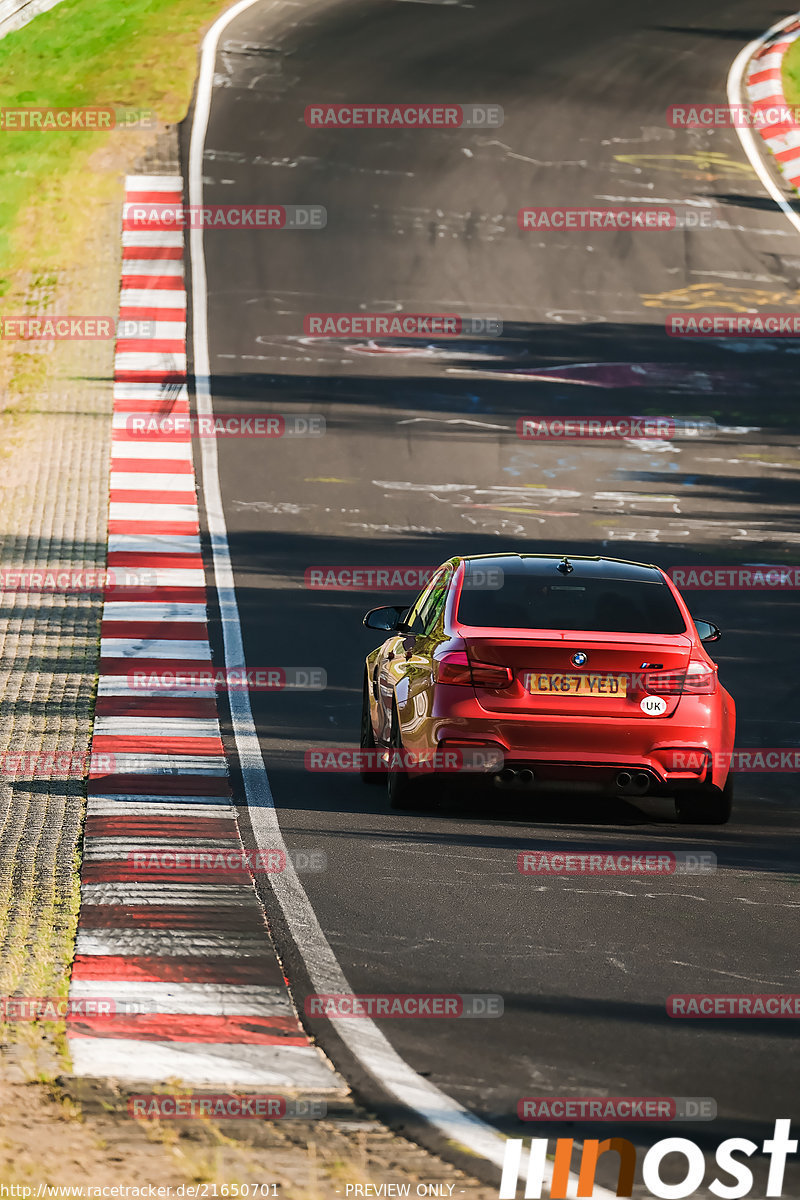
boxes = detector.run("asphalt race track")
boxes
[183,0,800,1191]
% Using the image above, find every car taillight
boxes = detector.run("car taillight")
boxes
[646,660,717,696]
[436,652,473,686]
[435,652,513,691]
[682,660,717,694]
[471,660,514,690]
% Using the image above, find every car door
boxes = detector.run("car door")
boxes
[396,567,453,753]
[374,570,447,745]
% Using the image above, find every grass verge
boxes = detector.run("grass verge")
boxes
[781,37,800,111]
[0,0,229,397]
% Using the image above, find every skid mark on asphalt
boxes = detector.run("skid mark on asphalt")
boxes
[347,523,446,534]
[214,38,298,94]
[449,361,760,392]
[599,129,679,147]
[67,175,343,1091]
[690,269,778,283]
[479,139,589,169]
[232,499,313,514]
[670,960,794,986]
[398,417,508,431]
[256,154,416,178]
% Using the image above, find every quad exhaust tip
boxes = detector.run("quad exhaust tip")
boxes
[495,767,536,788]
[493,768,652,793]
[616,770,652,795]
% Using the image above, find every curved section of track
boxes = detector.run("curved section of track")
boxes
[186,0,800,1191]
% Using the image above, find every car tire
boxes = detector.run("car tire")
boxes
[387,705,422,810]
[360,679,384,785]
[675,773,733,825]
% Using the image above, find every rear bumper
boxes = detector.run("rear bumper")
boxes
[487,759,712,797]
[424,690,734,789]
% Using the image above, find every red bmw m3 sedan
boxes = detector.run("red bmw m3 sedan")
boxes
[361,553,735,823]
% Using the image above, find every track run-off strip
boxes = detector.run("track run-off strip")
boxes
[67,174,343,1091]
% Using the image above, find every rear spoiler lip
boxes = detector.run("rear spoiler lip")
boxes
[451,626,694,644]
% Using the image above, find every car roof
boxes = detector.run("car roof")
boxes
[456,553,664,582]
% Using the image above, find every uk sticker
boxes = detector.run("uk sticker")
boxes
[641,695,668,716]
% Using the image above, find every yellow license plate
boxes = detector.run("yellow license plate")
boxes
[527,672,627,698]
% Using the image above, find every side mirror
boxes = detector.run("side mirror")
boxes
[694,619,721,644]
[363,605,409,633]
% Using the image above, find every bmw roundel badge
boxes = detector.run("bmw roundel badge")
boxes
[571,651,588,667]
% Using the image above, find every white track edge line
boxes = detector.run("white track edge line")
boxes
[187,1,612,1193]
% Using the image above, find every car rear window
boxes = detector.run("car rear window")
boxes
[457,562,686,634]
